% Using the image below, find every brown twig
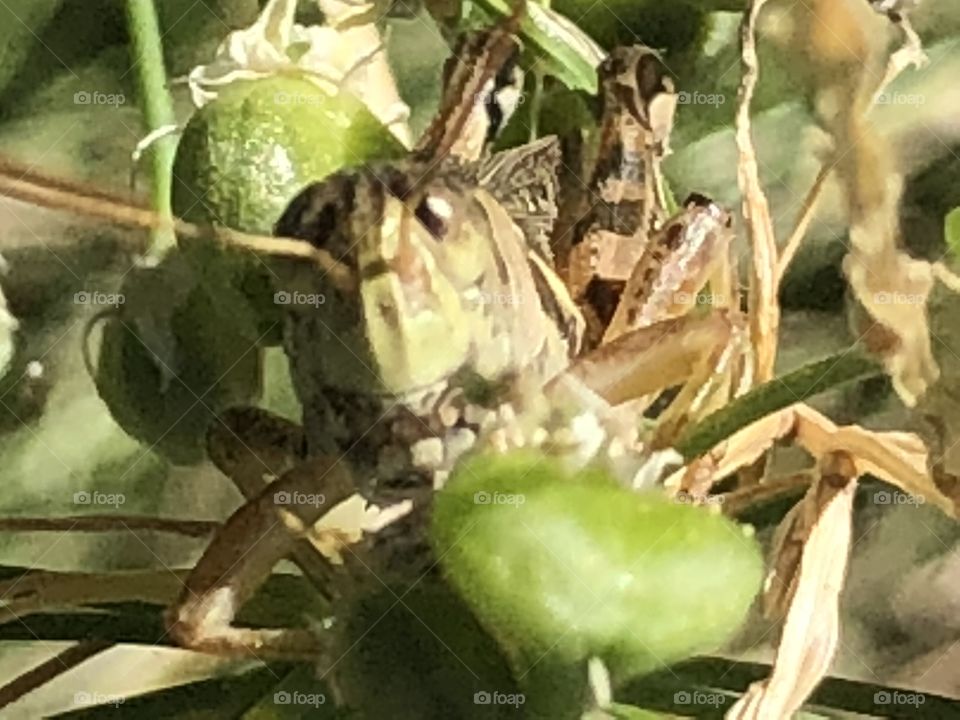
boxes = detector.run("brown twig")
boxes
[0,516,218,537]
[721,472,815,517]
[0,570,187,626]
[775,163,831,285]
[0,158,357,293]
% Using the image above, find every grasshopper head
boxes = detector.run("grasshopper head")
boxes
[274,161,511,398]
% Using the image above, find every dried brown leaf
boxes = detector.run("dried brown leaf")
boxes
[726,451,858,719]
[666,404,954,518]
[735,0,779,385]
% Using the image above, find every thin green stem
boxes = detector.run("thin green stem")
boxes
[125,0,178,255]
[676,348,883,460]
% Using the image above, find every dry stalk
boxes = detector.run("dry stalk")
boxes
[735,0,779,385]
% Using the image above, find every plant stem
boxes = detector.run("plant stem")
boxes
[676,348,883,460]
[125,0,178,256]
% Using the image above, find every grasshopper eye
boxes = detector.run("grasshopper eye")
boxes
[415,195,453,239]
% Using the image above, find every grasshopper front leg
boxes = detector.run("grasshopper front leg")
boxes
[165,450,356,661]
[551,311,748,448]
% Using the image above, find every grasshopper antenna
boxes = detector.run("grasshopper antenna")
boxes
[0,157,357,293]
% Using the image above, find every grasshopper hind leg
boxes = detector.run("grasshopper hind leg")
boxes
[165,409,358,661]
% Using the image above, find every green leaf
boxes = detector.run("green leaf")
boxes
[945,207,960,258]
[0,0,64,101]
[606,703,672,719]
[675,349,882,460]
[474,0,604,93]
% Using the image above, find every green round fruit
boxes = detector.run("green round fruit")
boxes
[171,76,406,343]
[173,76,404,233]
[92,257,261,465]
[431,452,763,683]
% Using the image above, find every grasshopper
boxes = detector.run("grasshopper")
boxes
[558,46,747,444]
[0,13,741,697]
[161,29,742,674]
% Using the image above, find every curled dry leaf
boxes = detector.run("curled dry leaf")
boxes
[726,451,858,720]
[811,0,943,406]
[762,0,947,405]
[188,0,412,146]
[844,199,940,406]
[666,404,956,518]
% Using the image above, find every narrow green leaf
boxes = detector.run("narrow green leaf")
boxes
[475,0,604,93]
[676,348,882,460]
[945,207,960,258]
